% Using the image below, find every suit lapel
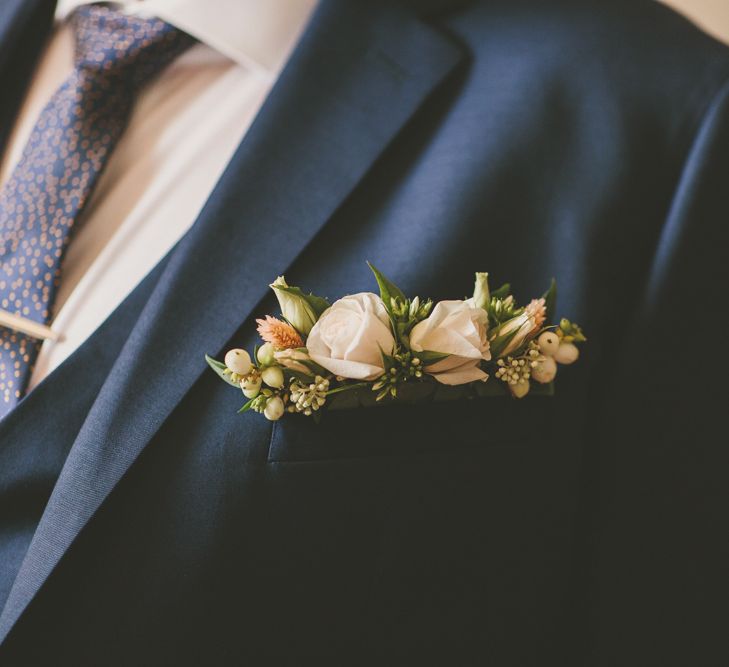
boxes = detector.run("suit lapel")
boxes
[0,0,463,643]
[0,0,55,158]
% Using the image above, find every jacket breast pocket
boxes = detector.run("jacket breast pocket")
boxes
[267,396,553,463]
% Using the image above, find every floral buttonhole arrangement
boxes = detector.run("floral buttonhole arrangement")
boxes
[206,263,586,422]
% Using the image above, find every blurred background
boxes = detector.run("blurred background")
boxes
[660,0,729,44]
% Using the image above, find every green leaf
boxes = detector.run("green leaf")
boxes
[237,398,255,413]
[285,369,315,384]
[488,326,521,358]
[205,354,241,388]
[414,350,450,366]
[299,358,331,377]
[542,278,557,324]
[367,261,406,308]
[379,345,396,370]
[325,381,369,397]
[490,282,511,300]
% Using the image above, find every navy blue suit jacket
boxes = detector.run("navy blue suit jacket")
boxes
[0,0,727,663]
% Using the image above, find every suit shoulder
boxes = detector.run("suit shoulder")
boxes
[436,0,729,117]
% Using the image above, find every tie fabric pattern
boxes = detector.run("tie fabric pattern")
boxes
[0,5,194,418]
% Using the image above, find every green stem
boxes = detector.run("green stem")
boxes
[325,382,369,397]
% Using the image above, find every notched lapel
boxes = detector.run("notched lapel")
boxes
[0,0,464,643]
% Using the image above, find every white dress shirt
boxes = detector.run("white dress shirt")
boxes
[0,0,316,389]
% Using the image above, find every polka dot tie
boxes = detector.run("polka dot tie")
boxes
[0,5,195,418]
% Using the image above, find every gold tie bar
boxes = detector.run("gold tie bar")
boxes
[0,309,61,341]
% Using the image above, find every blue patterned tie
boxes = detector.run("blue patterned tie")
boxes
[0,5,195,418]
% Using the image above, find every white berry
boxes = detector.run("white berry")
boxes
[537,331,560,356]
[263,396,285,421]
[554,342,579,365]
[531,356,557,383]
[510,380,530,398]
[240,376,262,399]
[225,348,252,375]
[261,366,284,389]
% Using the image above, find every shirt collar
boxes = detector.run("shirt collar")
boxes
[55,0,317,75]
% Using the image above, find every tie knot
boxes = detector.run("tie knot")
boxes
[70,4,195,88]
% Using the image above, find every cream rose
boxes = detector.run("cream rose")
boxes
[409,300,491,385]
[306,292,395,380]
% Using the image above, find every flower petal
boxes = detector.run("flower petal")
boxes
[308,354,386,381]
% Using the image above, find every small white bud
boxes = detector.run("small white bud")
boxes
[224,349,252,376]
[537,331,560,356]
[263,396,285,421]
[554,342,579,365]
[257,342,275,366]
[531,356,557,384]
[261,366,284,389]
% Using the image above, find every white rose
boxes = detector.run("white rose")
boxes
[409,300,491,385]
[306,292,395,380]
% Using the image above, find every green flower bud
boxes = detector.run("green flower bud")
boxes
[559,318,587,343]
[274,348,314,375]
[257,342,275,366]
[492,312,535,357]
[408,296,420,319]
[472,272,490,310]
[270,276,319,336]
